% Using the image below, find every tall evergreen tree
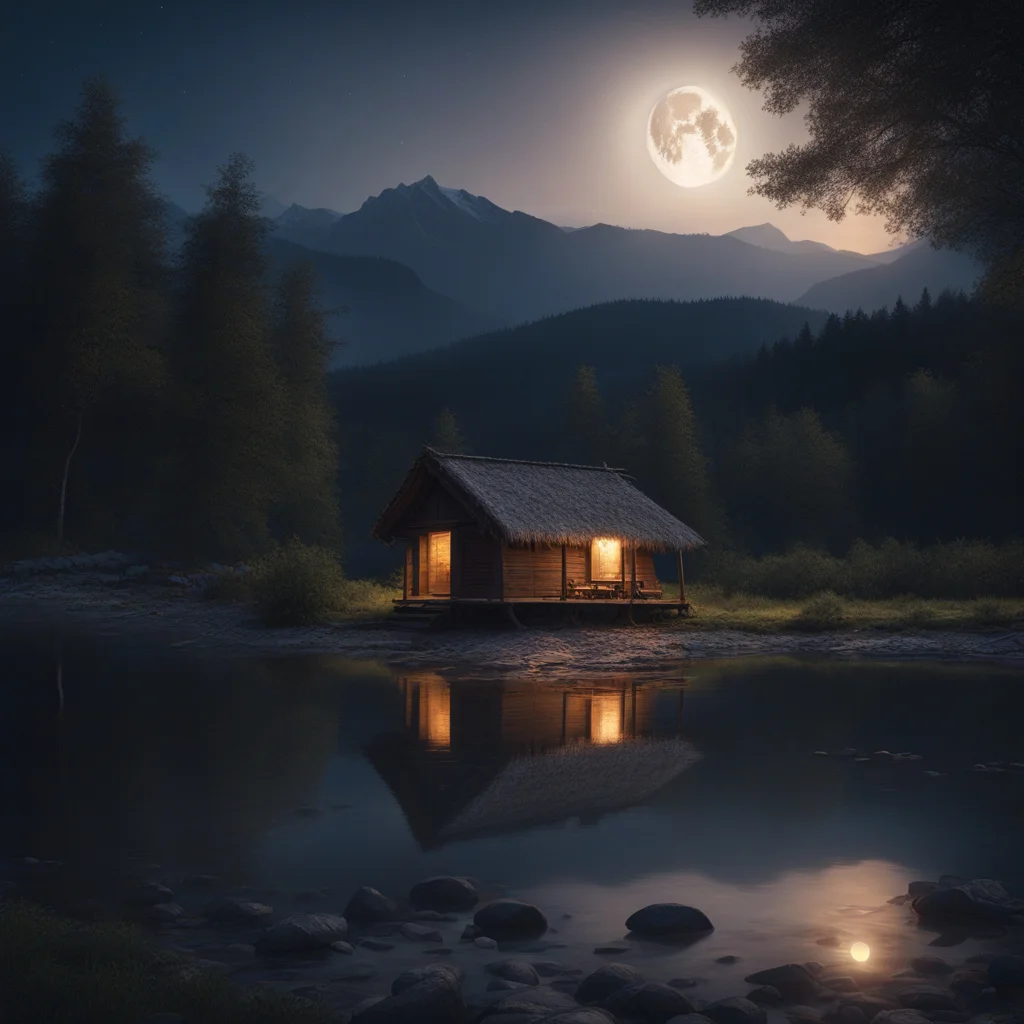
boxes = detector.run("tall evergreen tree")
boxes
[562,364,608,464]
[636,366,719,541]
[167,153,283,560]
[24,78,167,545]
[269,261,341,548]
[429,407,469,454]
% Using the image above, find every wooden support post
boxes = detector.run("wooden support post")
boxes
[677,549,686,614]
[505,603,527,629]
[561,543,567,600]
[630,544,637,604]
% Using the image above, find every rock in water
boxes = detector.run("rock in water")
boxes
[545,1012,621,1024]
[409,876,479,912]
[910,955,953,976]
[602,981,696,1022]
[355,962,465,1023]
[744,964,821,1002]
[400,922,444,942]
[747,987,783,1005]
[576,963,645,1003]
[625,903,714,938]
[345,886,398,922]
[702,998,768,1024]
[911,878,1022,924]
[255,913,348,953]
[895,985,960,1013]
[485,959,540,986]
[474,899,547,937]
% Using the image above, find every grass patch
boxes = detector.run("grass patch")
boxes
[673,584,1024,633]
[0,901,330,1024]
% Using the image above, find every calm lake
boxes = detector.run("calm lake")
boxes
[3,626,1022,997]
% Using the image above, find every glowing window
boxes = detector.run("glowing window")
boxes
[591,537,622,580]
[428,531,451,595]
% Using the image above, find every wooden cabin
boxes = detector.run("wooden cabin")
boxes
[373,448,706,620]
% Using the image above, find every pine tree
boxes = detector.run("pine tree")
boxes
[563,364,608,464]
[25,78,167,545]
[167,153,283,561]
[429,407,469,453]
[269,261,341,548]
[637,366,719,541]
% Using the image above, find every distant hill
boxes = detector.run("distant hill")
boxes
[725,222,872,260]
[162,201,494,366]
[795,243,981,313]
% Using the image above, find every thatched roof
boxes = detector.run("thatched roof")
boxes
[373,447,706,551]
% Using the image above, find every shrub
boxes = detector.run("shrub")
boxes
[248,538,344,626]
[793,590,848,631]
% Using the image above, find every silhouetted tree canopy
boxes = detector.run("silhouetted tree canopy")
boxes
[694,0,1024,299]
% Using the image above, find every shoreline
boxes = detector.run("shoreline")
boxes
[1,577,1022,669]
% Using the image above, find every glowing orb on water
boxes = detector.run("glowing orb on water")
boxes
[850,941,871,962]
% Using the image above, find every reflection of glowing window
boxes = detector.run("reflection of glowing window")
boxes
[418,681,451,748]
[590,692,623,744]
[591,537,622,580]
[428,531,451,595]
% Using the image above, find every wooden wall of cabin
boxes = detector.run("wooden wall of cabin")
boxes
[456,526,501,599]
[501,543,587,598]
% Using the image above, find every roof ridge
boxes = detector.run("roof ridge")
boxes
[424,445,625,473]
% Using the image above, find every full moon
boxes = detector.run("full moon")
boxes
[850,942,871,963]
[647,85,738,188]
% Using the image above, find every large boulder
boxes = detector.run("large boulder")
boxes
[577,963,645,1004]
[344,886,398,922]
[485,960,540,986]
[601,981,696,1023]
[410,876,479,912]
[354,962,464,1024]
[668,1017,716,1024]
[473,988,579,1018]
[894,986,960,1013]
[255,913,348,953]
[911,878,1021,924]
[625,904,714,938]
[702,998,768,1024]
[744,964,822,1002]
[474,899,547,937]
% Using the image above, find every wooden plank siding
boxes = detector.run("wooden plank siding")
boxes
[457,526,501,598]
[502,543,588,598]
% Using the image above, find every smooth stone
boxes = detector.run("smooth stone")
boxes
[871,1012,931,1024]
[361,938,396,951]
[835,1008,867,1024]
[895,985,960,1013]
[912,879,1021,924]
[910,956,953,976]
[748,987,783,1005]
[545,1013,619,1024]
[948,970,987,1000]
[702,997,768,1024]
[255,913,348,953]
[987,955,1024,989]
[124,882,175,907]
[400,922,444,942]
[474,899,548,937]
[488,979,529,991]
[533,961,570,977]
[625,903,714,938]
[602,981,697,1022]
[474,936,498,949]
[330,940,354,954]
[744,964,821,1002]
[409,876,479,912]
[477,988,579,1017]
[787,1007,822,1023]
[413,910,447,921]
[345,886,399,922]
[821,977,859,993]
[594,944,630,954]
[485,959,540,986]
[804,962,824,975]
[205,899,274,924]
[668,1017,716,1024]
[839,996,897,1022]
[577,962,645,1003]
[357,963,464,1023]
[462,924,483,941]
[670,978,701,990]
[716,955,742,965]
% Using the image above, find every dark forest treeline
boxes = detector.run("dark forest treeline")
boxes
[332,289,1023,575]
[0,79,339,563]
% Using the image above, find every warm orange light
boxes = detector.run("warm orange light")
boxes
[850,942,870,962]
[591,537,622,580]
[590,693,623,745]
[418,680,451,748]
[428,531,451,595]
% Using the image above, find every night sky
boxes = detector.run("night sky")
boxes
[2,0,891,252]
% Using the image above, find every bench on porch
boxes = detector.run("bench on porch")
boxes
[566,579,664,600]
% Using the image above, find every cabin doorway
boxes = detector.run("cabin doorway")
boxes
[419,530,451,596]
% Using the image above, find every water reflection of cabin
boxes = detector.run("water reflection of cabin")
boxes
[365,673,694,848]
[373,447,706,619]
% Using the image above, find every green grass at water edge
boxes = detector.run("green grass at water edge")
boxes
[0,902,330,1024]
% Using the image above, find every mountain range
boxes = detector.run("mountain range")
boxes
[167,178,981,367]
